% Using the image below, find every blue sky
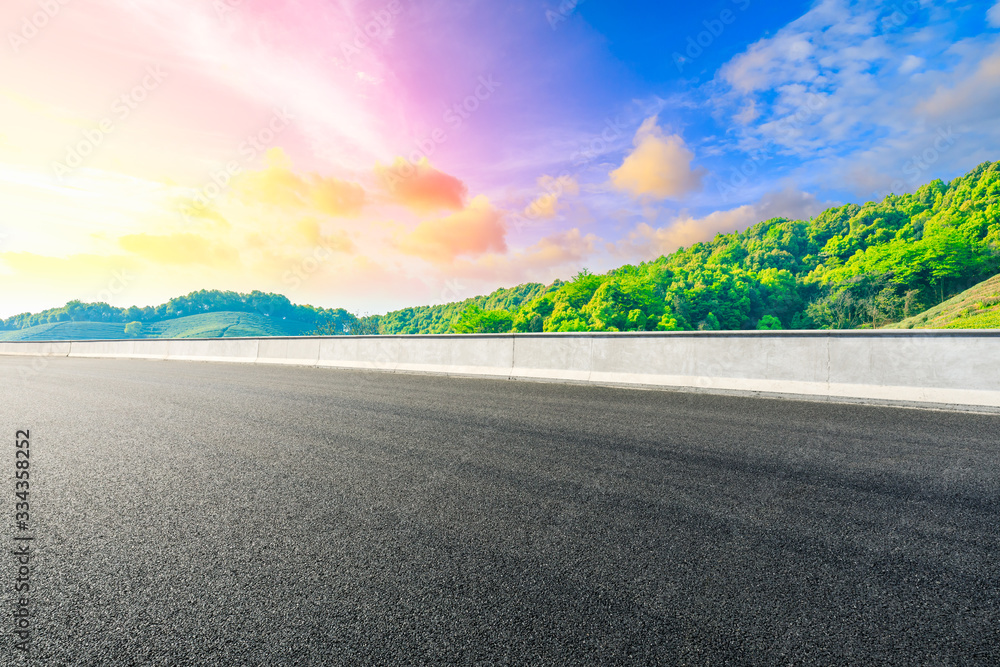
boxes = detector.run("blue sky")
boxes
[479,0,1000,260]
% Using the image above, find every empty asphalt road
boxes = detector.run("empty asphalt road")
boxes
[2,356,999,665]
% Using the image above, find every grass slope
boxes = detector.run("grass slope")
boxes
[146,312,314,338]
[886,274,1000,329]
[0,322,128,341]
[0,312,315,341]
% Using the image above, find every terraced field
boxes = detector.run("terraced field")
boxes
[0,322,129,341]
[0,312,316,341]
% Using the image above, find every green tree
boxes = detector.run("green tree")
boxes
[453,305,514,333]
[625,309,647,331]
[756,315,782,330]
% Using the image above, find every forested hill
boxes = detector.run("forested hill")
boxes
[383,160,1000,333]
[2,161,998,336]
[0,290,362,334]
[377,283,552,334]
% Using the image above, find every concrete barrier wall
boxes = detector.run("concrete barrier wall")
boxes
[3,332,999,410]
[395,335,514,377]
[68,340,136,358]
[166,339,259,363]
[67,339,173,360]
[0,341,72,357]
[511,336,593,382]
[825,334,1000,407]
[318,337,400,371]
[130,340,172,360]
[257,338,320,366]
[586,333,831,394]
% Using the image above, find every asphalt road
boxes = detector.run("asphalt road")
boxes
[2,357,999,665]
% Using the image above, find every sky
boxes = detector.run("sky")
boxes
[1,0,999,317]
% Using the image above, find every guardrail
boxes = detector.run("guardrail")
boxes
[1,331,998,411]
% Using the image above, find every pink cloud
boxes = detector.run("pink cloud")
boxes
[375,158,468,213]
[396,195,506,262]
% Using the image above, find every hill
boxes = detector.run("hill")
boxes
[378,161,1000,333]
[378,283,552,334]
[148,312,315,338]
[1,290,358,339]
[886,274,1000,329]
[0,312,315,341]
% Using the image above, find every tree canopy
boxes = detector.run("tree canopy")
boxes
[375,161,1000,333]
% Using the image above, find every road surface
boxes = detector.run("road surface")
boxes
[1,357,998,665]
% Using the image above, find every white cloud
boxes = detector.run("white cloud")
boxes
[919,50,1000,124]
[708,0,1000,196]
[989,2,1000,28]
[609,117,704,199]
[899,54,925,74]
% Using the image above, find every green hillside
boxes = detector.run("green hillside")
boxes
[0,312,314,341]
[377,161,1000,333]
[147,312,314,338]
[886,273,1000,329]
[0,322,128,341]
[378,283,551,334]
[1,290,359,339]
